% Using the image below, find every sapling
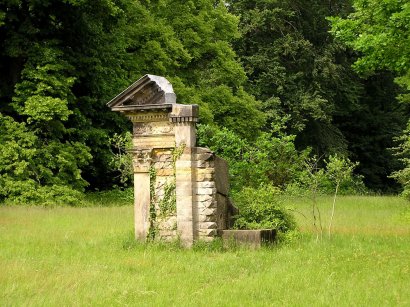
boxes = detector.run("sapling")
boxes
[326,155,358,238]
[303,156,325,241]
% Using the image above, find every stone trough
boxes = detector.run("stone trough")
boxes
[107,74,276,247]
[218,229,277,248]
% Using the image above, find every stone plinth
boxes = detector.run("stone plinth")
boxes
[217,229,277,248]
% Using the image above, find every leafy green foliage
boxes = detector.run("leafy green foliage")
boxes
[232,185,296,233]
[0,0,407,203]
[289,155,365,197]
[0,0,264,203]
[228,0,407,191]
[326,155,359,190]
[330,0,410,194]
[330,0,410,96]
[11,44,75,123]
[109,132,133,187]
[391,123,410,200]
[0,113,89,205]
[229,0,361,153]
[334,73,407,192]
[197,122,309,192]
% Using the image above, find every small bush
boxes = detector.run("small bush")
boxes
[232,185,296,233]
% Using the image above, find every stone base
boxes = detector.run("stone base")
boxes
[217,229,277,248]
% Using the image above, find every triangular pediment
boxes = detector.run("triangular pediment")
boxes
[107,74,176,111]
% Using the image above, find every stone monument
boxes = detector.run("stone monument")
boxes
[107,74,237,246]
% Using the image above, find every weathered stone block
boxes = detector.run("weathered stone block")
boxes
[196,173,214,182]
[198,229,217,237]
[198,222,217,229]
[214,157,229,196]
[133,135,176,149]
[196,194,214,202]
[134,172,150,240]
[195,181,215,188]
[196,200,216,210]
[170,104,199,118]
[216,193,228,230]
[195,160,214,168]
[174,123,196,148]
[176,160,194,168]
[199,207,217,216]
[196,152,213,161]
[194,147,213,154]
[196,187,216,195]
[158,216,177,230]
[156,169,174,176]
[198,215,215,222]
[196,168,215,175]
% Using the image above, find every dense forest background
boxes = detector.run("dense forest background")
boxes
[1,0,409,204]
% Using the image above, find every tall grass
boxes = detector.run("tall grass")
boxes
[1,196,409,306]
[285,195,410,235]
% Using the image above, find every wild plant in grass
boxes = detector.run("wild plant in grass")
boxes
[300,155,358,240]
[302,156,325,241]
[325,155,358,238]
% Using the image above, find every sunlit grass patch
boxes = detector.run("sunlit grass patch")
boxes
[285,195,410,236]
[1,196,409,306]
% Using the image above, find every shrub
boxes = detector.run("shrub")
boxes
[232,185,296,233]
[0,113,90,205]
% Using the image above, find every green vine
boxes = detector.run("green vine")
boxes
[172,143,186,168]
[157,143,186,217]
[147,143,186,240]
[158,181,176,217]
[147,165,157,240]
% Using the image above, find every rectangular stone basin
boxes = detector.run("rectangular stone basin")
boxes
[217,229,277,248]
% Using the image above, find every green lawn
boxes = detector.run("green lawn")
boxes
[1,196,409,306]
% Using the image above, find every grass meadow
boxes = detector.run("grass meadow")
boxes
[1,196,410,306]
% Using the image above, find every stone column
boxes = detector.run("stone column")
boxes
[170,105,199,246]
[132,149,152,240]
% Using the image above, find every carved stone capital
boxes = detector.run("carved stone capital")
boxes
[131,149,152,173]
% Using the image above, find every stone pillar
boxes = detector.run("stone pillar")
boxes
[170,105,199,246]
[132,149,152,240]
